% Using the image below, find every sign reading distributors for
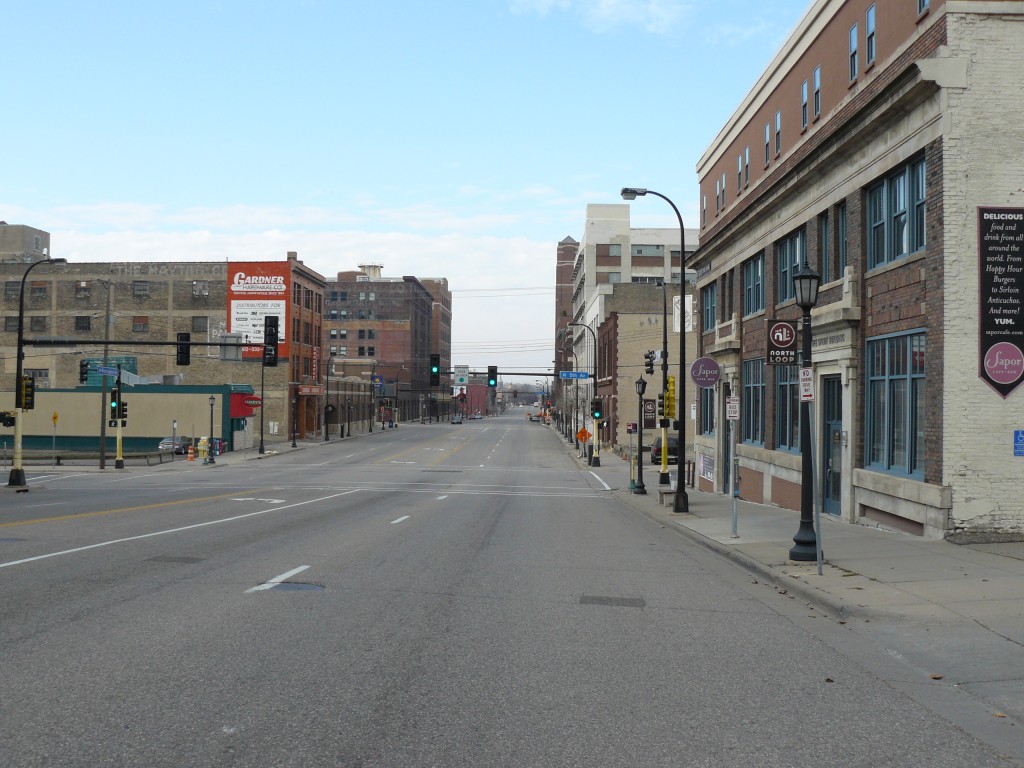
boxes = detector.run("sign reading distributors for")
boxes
[979,207,1024,397]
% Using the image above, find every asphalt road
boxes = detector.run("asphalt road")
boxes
[1,413,1019,767]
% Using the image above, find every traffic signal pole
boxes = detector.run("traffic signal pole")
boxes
[115,365,125,469]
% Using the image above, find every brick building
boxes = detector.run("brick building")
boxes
[692,0,1024,538]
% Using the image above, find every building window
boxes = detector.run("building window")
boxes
[192,280,209,297]
[75,316,91,331]
[367,346,375,357]
[715,180,721,214]
[776,230,806,303]
[866,5,876,65]
[737,155,743,193]
[838,202,848,274]
[329,328,338,339]
[31,282,47,298]
[607,272,621,284]
[849,23,859,81]
[742,252,765,316]
[867,157,927,269]
[339,309,348,319]
[700,387,715,436]
[721,173,727,209]
[33,235,42,251]
[764,123,771,165]
[192,315,208,333]
[918,0,929,13]
[358,346,366,356]
[813,66,821,117]
[866,331,926,477]
[75,281,91,298]
[819,211,831,284]
[30,316,47,332]
[801,80,808,129]
[329,309,338,320]
[367,329,376,340]
[358,329,366,340]
[4,317,17,332]
[702,283,717,332]
[775,111,782,155]
[338,345,347,356]
[742,358,765,445]
[776,365,801,452]
[132,280,149,298]
[744,146,750,186]
[132,316,149,332]
[702,195,707,227]
[338,291,347,302]
[5,281,20,299]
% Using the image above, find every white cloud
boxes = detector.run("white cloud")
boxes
[510,0,691,34]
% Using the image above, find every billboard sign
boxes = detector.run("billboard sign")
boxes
[228,262,291,361]
[979,207,1024,397]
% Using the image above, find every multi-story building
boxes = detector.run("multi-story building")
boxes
[692,0,1024,539]
[0,222,50,263]
[1,245,347,448]
[565,204,698,452]
[324,265,439,423]
[421,277,453,398]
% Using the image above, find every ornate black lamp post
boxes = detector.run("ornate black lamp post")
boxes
[789,264,822,561]
[634,377,647,495]
[207,395,216,465]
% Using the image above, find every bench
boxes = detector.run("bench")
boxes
[657,485,677,507]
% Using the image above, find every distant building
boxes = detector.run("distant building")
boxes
[692,0,1024,539]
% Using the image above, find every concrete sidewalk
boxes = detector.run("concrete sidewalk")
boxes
[575,437,1024,639]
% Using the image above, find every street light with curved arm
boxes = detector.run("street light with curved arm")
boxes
[621,187,690,514]
[8,256,67,488]
[324,354,337,442]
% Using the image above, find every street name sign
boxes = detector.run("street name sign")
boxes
[560,371,589,380]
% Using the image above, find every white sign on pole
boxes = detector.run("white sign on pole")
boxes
[454,365,469,385]
[800,367,815,402]
[726,396,740,421]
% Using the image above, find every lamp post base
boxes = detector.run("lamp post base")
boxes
[633,482,646,495]
[789,521,819,561]
[115,458,125,469]
[7,468,27,487]
[659,471,670,485]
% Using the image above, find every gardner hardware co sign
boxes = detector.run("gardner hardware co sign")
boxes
[243,396,263,408]
[979,207,1024,397]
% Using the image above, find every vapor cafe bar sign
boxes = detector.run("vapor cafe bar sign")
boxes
[979,207,1024,397]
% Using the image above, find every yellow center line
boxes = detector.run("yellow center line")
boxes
[0,489,275,529]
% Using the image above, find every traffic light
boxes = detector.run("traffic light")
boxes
[21,376,35,410]
[79,360,89,384]
[487,366,497,388]
[2,411,15,427]
[430,353,440,386]
[119,398,128,421]
[263,316,279,367]
[666,375,677,419]
[644,351,655,375]
[657,392,665,417]
[591,399,602,419]
[176,332,191,365]
[109,387,120,422]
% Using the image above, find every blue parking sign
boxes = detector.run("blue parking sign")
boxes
[1015,430,1024,457]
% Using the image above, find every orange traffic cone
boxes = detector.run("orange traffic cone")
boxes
[187,445,195,462]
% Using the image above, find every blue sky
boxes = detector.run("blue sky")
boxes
[3,0,808,375]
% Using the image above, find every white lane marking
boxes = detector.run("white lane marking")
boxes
[390,516,410,524]
[231,498,285,503]
[437,495,448,500]
[589,472,611,491]
[0,491,358,570]
[27,473,89,483]
[246,565,310,593]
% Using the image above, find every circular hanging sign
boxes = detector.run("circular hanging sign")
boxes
[243,396,263,408]
[690,357,722,388]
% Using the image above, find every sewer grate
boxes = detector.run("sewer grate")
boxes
[579,595,645,608]
[147,555,205,564]
[273,582,325,591]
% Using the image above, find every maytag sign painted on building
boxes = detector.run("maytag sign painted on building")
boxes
[978,207,1024,397]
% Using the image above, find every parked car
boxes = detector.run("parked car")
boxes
[650,436,679,465]
[451,414,463,424]
[158,436,191,454]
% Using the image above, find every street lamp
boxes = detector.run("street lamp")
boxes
[621,186,690,514]
[324,354,337,442]
[568,321,599,467]
[789,264,822,561]
[634,377,647,495]
[7,256,67,488]
[207,395,217,465]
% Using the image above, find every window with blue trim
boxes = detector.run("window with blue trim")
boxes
[742,252,764,316]
[742,358,765,445]
[866,331,926,477]
[700,387,715,436]
[775,365,800,452]
[776,229,806,303]
[702,283,717,333]
[867,157,927,269]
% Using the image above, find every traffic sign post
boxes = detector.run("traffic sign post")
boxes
[559,370,589,380]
